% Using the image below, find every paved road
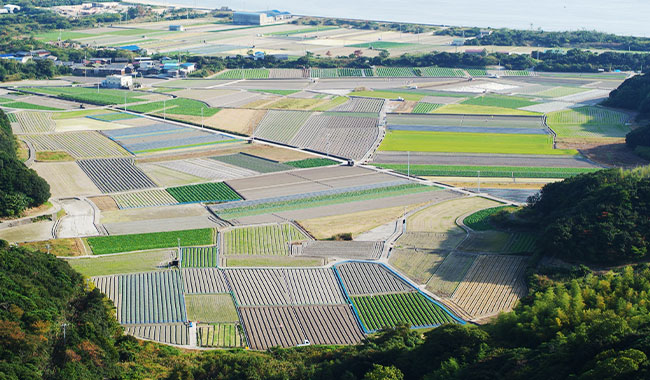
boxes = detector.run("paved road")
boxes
[56,198,99,238]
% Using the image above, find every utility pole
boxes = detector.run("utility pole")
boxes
[477,170,481,193]
[163,99,166,120]
[124,92,127,111]
[201,107,204,128]
[62,323,67,345]
[407,151,410,178]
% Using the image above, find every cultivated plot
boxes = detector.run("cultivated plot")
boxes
[293,241,384,260]
[185,294,239,323]
[182,268,229,294]
[23,131,131,158]
[336,262,413,296]
[197,323,245,348]
[156,158,259,181]
[124,324,189,346]
[221,223,310,256]
[78,158,157,193]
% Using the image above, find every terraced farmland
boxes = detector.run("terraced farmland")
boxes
[295,305,365,345]
[294,241,383,259]
[269,68,307,79]
[285,268,347,305]
[426,253,477,296]
[112,189,178,209]
[376,67,417,77]
[396,232,465,250]
[466,68,488,77]
[24,131,130,158]
[310,68,338,78]
[185,294,239,322]
[336,262,413,296]
[238,306,304,349]
[253,110,312,143]
[389,248,448,284]
[332,97,384,113]
[417,67,466,77]
[289,115,379,160]
[214,69,269,79]
[182,268,229,294]
[337,68,373,77]
[119,270,187,324]
[412,102,443,113]
[12,112,56,133]
[124,323,189,345]
[157,158,258,181]
[181,246,218,268]
[352,292,459,331]
[222,223,310,255]
[78,158,156,193]
[92,274,122,317]
[102,123,238,154]
[166,182,242,204]
[546,106,630,138]
[451,255,528,318]
[226,269,290,306]
[197,323,245,348]
[211,153,292,173]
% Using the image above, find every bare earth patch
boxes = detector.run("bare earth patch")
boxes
[89,196,119,212]
[559,142,649,168]
[32,162,101,197]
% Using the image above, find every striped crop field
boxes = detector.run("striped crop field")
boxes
[372,164,600,178]
[6,112,17,122]
[112,189,178,209]
[12,112,55,133]
[416,67,466,77]
[461,95,539,109]
[26,86,147,105]
[336,262,413,296]
[181,246,218,268]
[222,223,310,255]
[182,268,229,294]
[78,158,156,193]
[388,248,448,284]
[166,182,242,204]
[412,102,443,113]
[331,97,384,113]
[24,132,130,158]
[212,183,439,220]
[426,253,477,296]
[253,110,312,143]
[210,152,292,173]
[214,69,269,79]
[197,323,245,348]
[463,206,516,231]
[466,68,488,77]
[88,112,141,122]
[310,68,338,78]
[376,67,417,77]
[185,294,239,323]
[119,270,187,324]
[352,292,459,331]
[124,323,189,346]
[284,157,338,168]
[546,106,631,138]
[87,228,214,255]
[128,98,220,117]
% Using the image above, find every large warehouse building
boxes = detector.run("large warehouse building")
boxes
[233,10,290,25]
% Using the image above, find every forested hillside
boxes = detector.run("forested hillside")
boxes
[0,109,50,216]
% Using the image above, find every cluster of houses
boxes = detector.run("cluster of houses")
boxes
[63,57,194,79]
[0,50,57,64]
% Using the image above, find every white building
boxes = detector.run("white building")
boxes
[169,25,185,31]
[101,74,132,89]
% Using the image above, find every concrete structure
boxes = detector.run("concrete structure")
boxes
[3,4,21,13]
[169,25,185,31]
[233,10,290,25]
[101,74,132,89]
[451,38,465,46]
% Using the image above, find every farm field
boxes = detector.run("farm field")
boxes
[128,98,220,117]
[389,249,448,284]
[379,130,578,155]
[451,255,528,319]
[352,292,458,331]
[376,67,417,77]
[185,294,239,323]
[78,158,157,193]
[417,67,466,77]
[213,69,270,79]
[31,162,100,197]
[463,206,516,231]
[373,164,600,178]
[461,94,539,109]
[332,97,384,113]
[348,90,425,102]
[11,112,56,133]
[433,104,541,116]
[546,106,631,138]
[211,153,293,173]
[117,270,187,324]
[87,228,214,255]
[26,87,148,105]
[426,253,477,296]
[222,256,324,267]
[112,189,178,209]
[124,323,189,346]
[180,246,218,268]
[284,158,338,168]
[197,323,245,348]
[386,113,545,129]
[23,131,130,158]
[412,102,443,113]
[336,262,413,296]
[203,108,266,135]
[253,110,312,143]
[294,241,383,260]
[408,197,500,233]
[182,268,229,294]
[294,305,365,345]
[67,248,175,277]
[156,158,258,181]
[222,223,310,256]
[166,182,242,204]
[211,183,439,220]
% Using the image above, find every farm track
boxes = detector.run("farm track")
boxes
[336,262,413,296]
[451,255,528,318]
[78,158,157,193]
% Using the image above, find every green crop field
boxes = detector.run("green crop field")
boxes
[310,68,338,78]
[376,67,417,77]
[185,294,239,323]
[466,68,488,77]
[412,102,443,113]
[67,249,174,277]
[197,323,244,348]
[215,183,439,220]
[505,233,538,253]
[222,224,309,255]
[372,164,598,178]
[88,112,141,122]
[34,31,94,42]
[214,69,269,79]
[167,182,242,204]
[26,87,147,105]
[0,101,61,111]
[6,113,17,122]
[348,90,424,102]
[51,109,108,119]
[463,206,516,231]
[348,41,418,49]
[546,106,630,138]
[433,104,540,115]
[87,228,214,255]
[181,246,218,268]
[461,95,538,109]
[284,158,338,168]
[352,292,457,331]
[311,96,348,111]
[267,26,338,36]
[129,98,220,117]
[379,130,577,155]
[534,87,590,98]
[416,67,466,77]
